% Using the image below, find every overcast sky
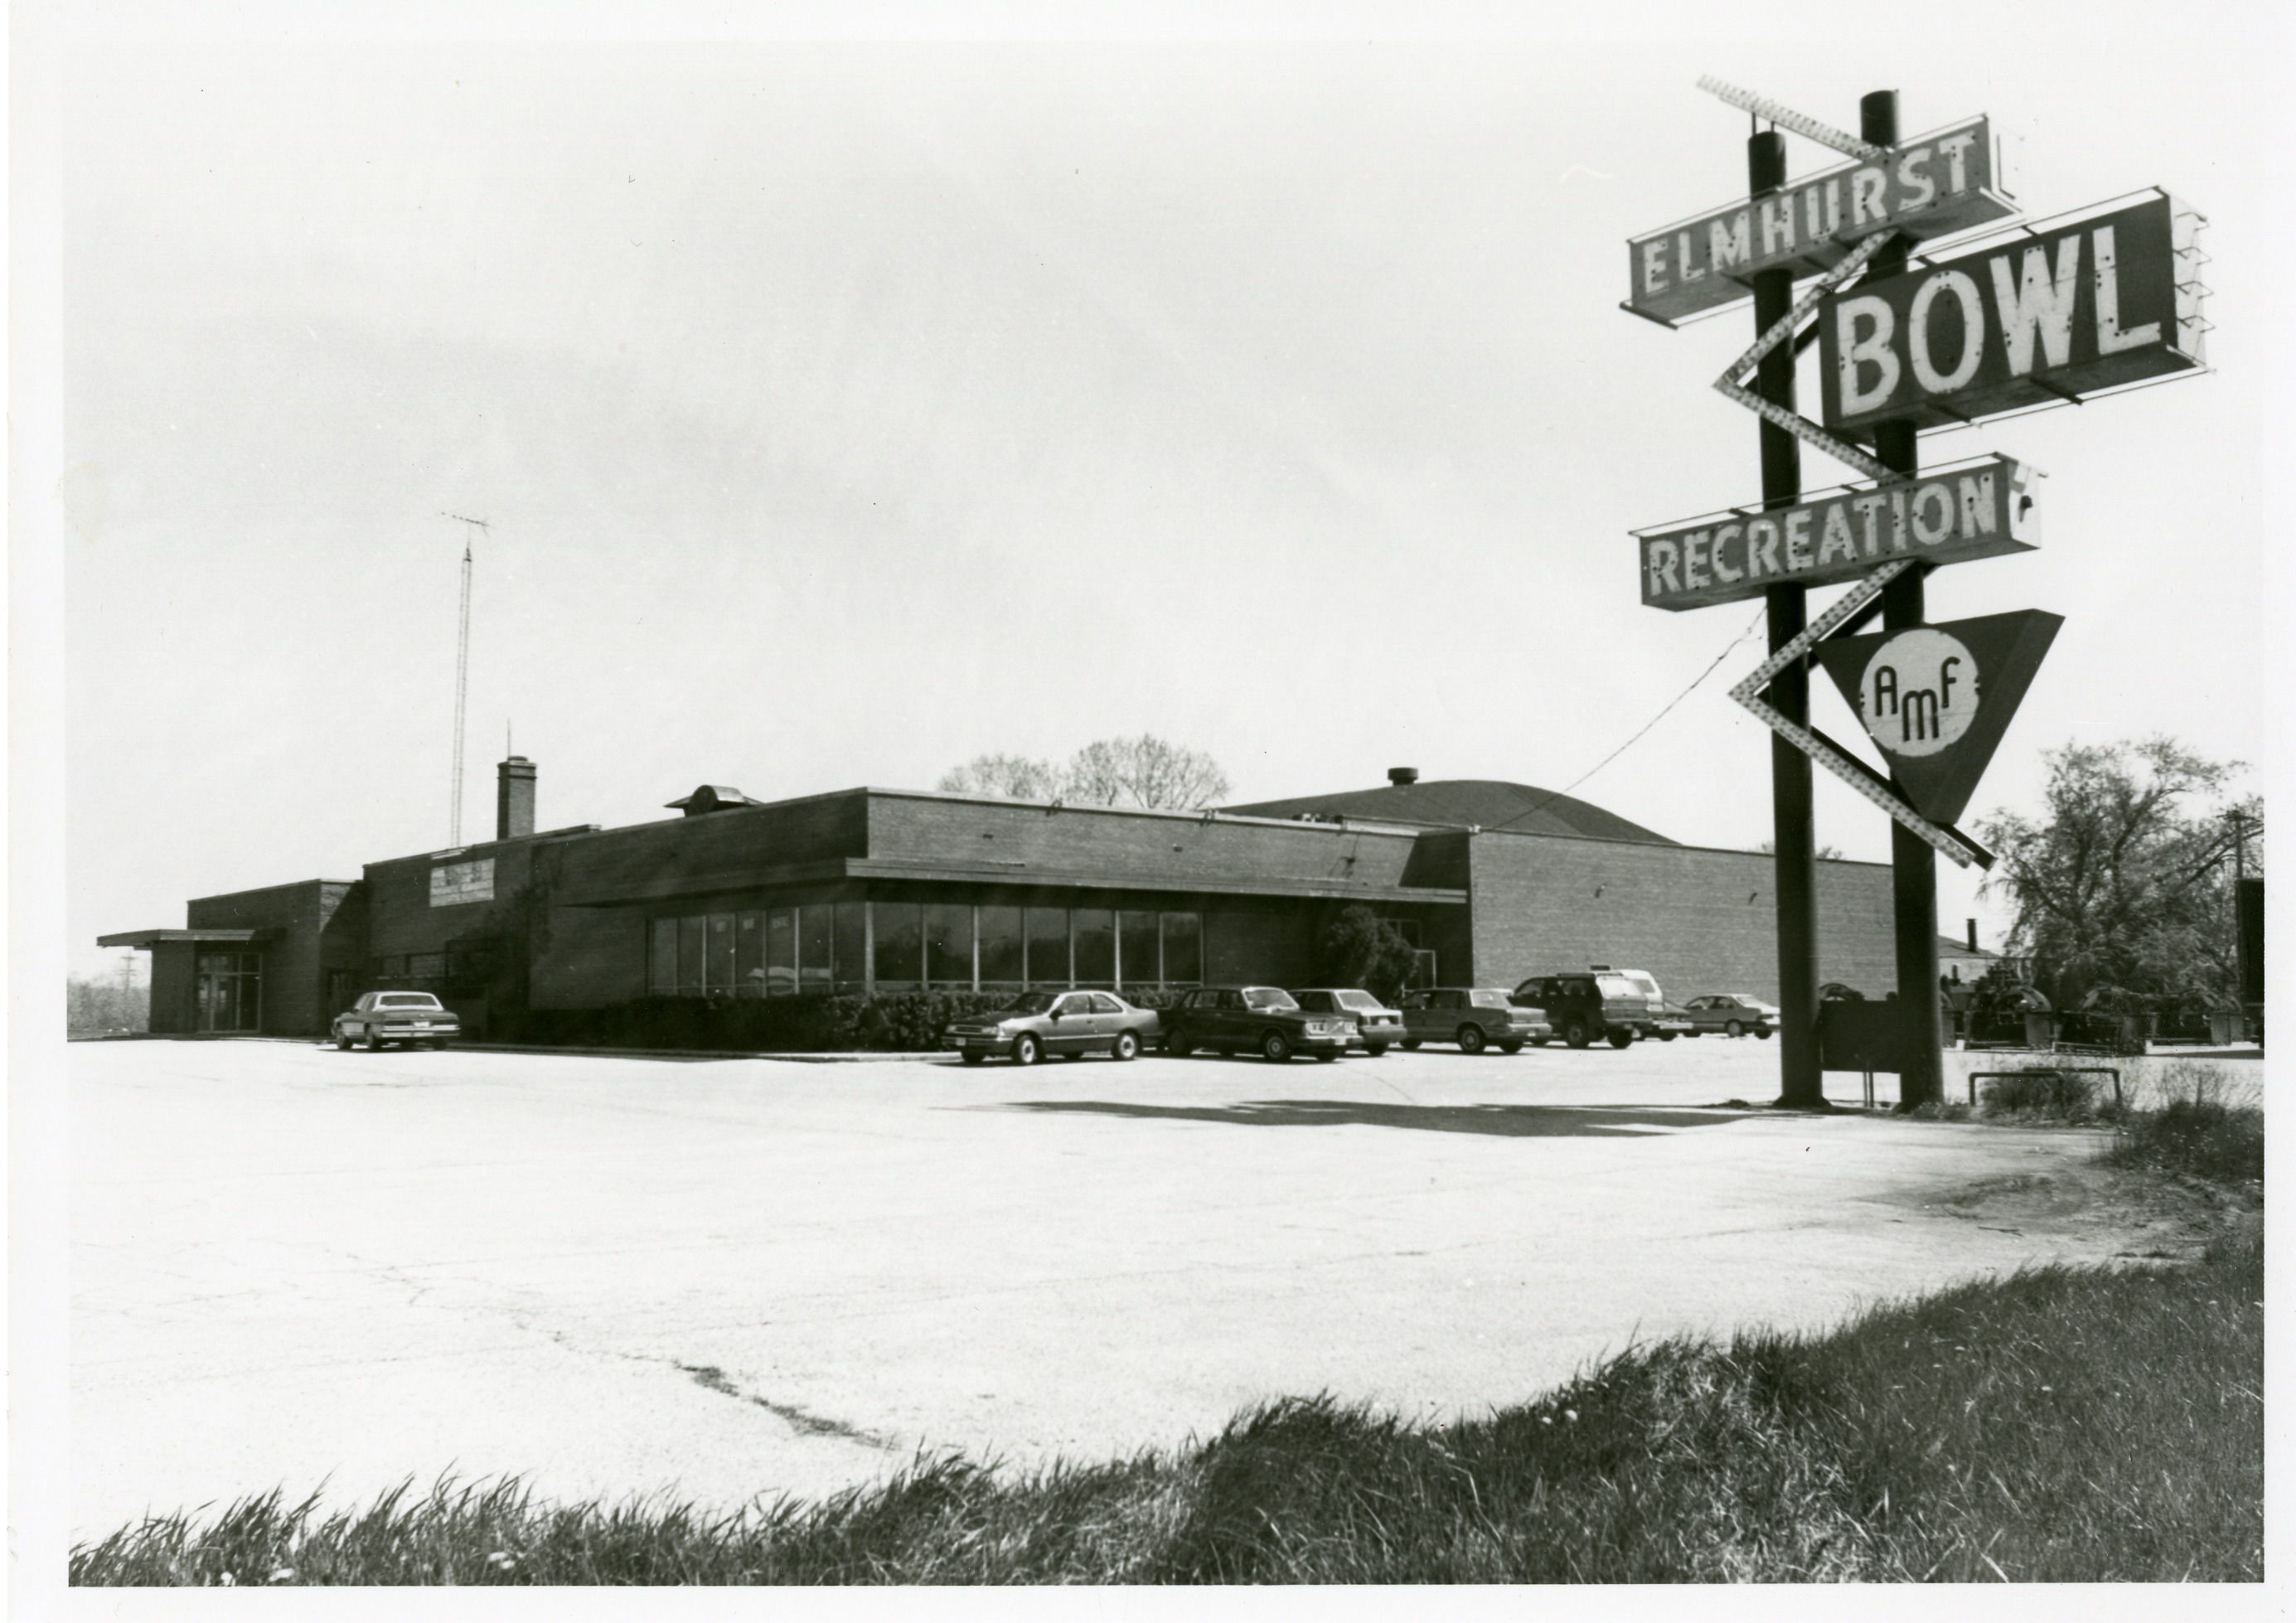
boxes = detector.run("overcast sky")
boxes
[49,5,2285,979]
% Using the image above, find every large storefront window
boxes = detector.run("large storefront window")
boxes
[923,903,973,989]
[1118,911,1160,991]
[1026,907,1069,987]
[1162,911,1204,985]
[767,908,797,996]
[801,908,836,994]
[978,906,1024,991]
[1071,908,1115,988]
[833,903,867,995]
[873,901,923,993]
[647,901,1207,998]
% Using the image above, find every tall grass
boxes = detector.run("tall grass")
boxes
[73,1227,2262,1586]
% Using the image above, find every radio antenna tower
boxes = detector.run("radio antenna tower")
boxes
[443,514,490,845]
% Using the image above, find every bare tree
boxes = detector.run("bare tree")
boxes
[937,753,1064,800]
[937,735,1231,811]
[1061,734,1230,811]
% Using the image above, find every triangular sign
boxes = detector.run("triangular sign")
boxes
[1813,610,2062,826]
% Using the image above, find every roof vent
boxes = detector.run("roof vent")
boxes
[1388,766,1420,787]
[665,785,757,816]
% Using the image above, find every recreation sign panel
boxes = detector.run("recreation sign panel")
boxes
[1636,454,2040,612]
[1819,191,2206,434]
[1625,116,2014,325]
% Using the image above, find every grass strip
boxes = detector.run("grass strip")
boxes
[72,1223,2260,1585]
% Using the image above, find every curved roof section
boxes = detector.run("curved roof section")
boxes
[1223,779,1676,845]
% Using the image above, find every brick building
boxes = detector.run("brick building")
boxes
[101,761,1896,1039]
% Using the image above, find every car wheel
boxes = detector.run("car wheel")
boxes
[1013,1033,1042,1066]
[1401,1038,1422,1051]
[1112,1030,1140,1063]
[1457,1025,1487,1055]
[1261,1030,1293,1063]
[1166,1034,1192,1057]
[1530,1037,1551,1047]
[333,1027,351,1051]
[362,1028,382,1052]
[1564,1020,1590,1049]
[1725,1020,1745,1039]
[1315,1052,1339,1063]
[1754,1027,1774,1040]
[1365,1044,1388,1058]
[960,1050,986,1066]
[1658,1032,1678,1042]
[1608,1030,1635,1049]
[1499,1040,1524,1055]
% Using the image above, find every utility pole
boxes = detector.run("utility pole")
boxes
[443,514,489,846]
[1859,89,1946,1111]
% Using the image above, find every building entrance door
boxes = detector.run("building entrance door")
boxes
[195,950,263,1033]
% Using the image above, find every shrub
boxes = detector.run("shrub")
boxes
[2110,1097,2264,1185]
[1980,1068,2097,1119]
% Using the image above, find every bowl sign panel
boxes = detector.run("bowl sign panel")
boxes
[1625,116,2015,325]
[1856,628,1977,756]
[1818,193,2205,435]
[1814,610,2063,826]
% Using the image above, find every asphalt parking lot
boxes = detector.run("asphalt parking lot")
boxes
[72,1034,2166,1534]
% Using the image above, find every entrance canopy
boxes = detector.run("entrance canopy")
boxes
[97,928,263,948]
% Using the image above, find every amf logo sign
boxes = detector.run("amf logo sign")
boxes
[1858,628,1977,757]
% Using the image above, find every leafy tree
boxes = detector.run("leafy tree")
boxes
[1975,736,2261,1010]
[68,974,148,1036]
[938,736,1230,812]
[1317,904,1417,1004]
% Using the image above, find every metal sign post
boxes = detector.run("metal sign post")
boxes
[1747,128,1824,1110]
[1861,90,1945,1110]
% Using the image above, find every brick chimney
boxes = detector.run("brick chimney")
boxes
[1966,918,1979,952]
[1388,766,1420,786]
[496,755,536,841]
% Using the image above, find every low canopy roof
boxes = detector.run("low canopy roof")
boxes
[96,928,262,949]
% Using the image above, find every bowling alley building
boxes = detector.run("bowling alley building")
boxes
[101,758,1896,1039]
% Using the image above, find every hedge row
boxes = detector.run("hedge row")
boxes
[494,990,1180,1054]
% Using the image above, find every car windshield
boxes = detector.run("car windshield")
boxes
[1620,973,1662,998]
[1244,989,1299,1011]
[1596,975,1642,1000]
[1334,991,1382,1011]
[998,992,1058,1015]
[378,994,442,1010]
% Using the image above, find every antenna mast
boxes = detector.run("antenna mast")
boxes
[443,514,490,845]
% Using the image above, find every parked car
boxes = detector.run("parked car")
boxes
[1681,993,1780,1039]
[1162,986,1355,1062]
[332,990,461,1051]
[1510,971,1655,1049]
[1291,988,1405,1054]
[1397,987,1552,1054]
[943,990,1161,1066]
[1650,1000,1701,1040]
[1819,982,1867,1002]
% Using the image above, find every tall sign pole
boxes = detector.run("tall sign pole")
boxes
[1750,127,1824,1108]
[1858,90,1945,1108]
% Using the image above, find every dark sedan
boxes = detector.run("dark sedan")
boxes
[943,990,1161,1066]
[1163,986,1356,1062]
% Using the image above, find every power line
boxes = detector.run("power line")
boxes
[1506,604,1770,828]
